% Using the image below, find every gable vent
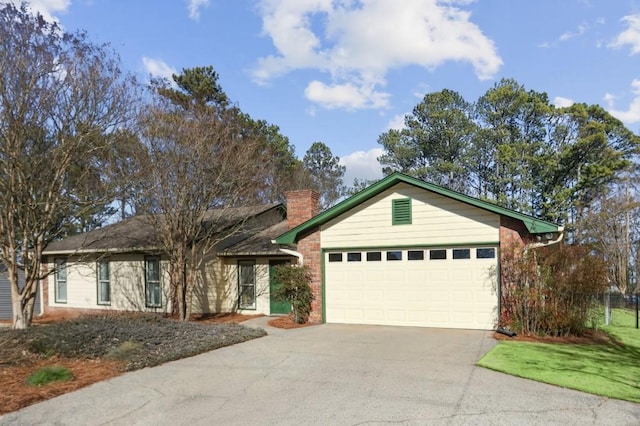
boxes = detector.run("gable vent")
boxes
[392,198,412,225]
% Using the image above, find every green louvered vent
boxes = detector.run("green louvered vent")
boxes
[392,198,412,225]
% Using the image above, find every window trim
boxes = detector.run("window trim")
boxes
[97,259,111,306]
[429,249,447,260]
[145,257,162,308]
[392,198,412,225]
[347,252,362,262]
[386,251,403,261]
[366,251,382,261]
[238,260,257,310]
[407,250,424,261]
[476,248,496,259]
[452,248,471,260]
[54,258,67,303]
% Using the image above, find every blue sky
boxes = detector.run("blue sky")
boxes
[11,0,640,185]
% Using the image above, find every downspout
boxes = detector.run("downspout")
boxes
[525,226,565,251]
[271,241,304,266]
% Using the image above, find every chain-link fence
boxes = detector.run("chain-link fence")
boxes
[600,293,639,328]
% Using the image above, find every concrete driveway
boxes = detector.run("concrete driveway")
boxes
[1,319,638,426]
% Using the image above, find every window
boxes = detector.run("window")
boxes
[347,252,362,262]
[328,253,343,262]
[477,248,496,259]
[408,250,424,260]
[366,252,382,261]
[145,257,162,308]
[453,249,471,259]
[392,198,412,225]
[97,260,111,305]
[387,251,402,261]
[429,249,447,260]
[54,258,67,303]
[238,260,256,309]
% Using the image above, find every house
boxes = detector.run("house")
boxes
[40,172,561,330]
[41,204,297,317]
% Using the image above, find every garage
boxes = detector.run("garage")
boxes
[275,173,562,328]
[325,246,498,330]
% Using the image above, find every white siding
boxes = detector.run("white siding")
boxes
[321,183,499,248]
[196,258,274,316]
[48,254,171,313]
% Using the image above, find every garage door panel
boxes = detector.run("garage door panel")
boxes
[325,247,497,330]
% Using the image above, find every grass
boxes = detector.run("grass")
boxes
[478,309,640,402]
[26,366,74,387]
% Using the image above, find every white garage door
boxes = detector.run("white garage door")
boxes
[325,247,497,330]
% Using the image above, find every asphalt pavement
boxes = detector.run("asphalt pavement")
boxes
[1,317,638,425]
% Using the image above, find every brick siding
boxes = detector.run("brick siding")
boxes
[285,190,322,323]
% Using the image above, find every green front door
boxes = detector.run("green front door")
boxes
[269,260,291,315]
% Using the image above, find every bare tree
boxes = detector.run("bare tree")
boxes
[0,4,137,328]
[138,68,269,320]
[577,178,640,294]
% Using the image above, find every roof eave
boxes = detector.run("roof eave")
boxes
[274,172,561,244]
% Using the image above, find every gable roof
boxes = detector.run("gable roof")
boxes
[275,172,560,245]
[44,204,284,255]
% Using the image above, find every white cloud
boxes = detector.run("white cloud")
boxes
[340,147,384,184]
[553,96,574,108]
[7,0,71,22]
[559,23,588,41]
[187,0,210,21]
[304,80,390,110]
[605,79,640,124]
[609,14,640,55]
[386,114,406,130]
[142,57,177,81]
[254,0,502,111]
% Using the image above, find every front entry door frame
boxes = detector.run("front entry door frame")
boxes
[269,259,291,315]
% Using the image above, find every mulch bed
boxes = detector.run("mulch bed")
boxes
[268,315,315,329]
[0,357,123,415]
[190,312,264,324]
[493,328,617,345]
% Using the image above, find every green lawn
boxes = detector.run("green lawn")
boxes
[477,309,640,403]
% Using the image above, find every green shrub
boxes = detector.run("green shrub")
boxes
[499,243,608,336]
[272,265,314,324]
[26,365,74,387]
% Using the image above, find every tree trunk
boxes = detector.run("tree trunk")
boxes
[12,296,26,329]
[11,281,35,330]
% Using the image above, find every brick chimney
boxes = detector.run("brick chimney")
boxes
[285,190,320,230]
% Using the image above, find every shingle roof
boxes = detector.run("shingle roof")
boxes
[219,220,289,256]
[44,204,283,255]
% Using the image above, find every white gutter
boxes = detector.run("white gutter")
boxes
[271,240,304,266]
[526,226,565,250]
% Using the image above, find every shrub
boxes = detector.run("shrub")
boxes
[105,341,143,361]
[499,242,608,336]
[26,366,74,387]
[272,265,314,324]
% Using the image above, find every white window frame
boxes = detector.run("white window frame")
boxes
[145,257,162,308]
[97,260,111,305]
[54,258,67,303]
[238,260,256,310]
